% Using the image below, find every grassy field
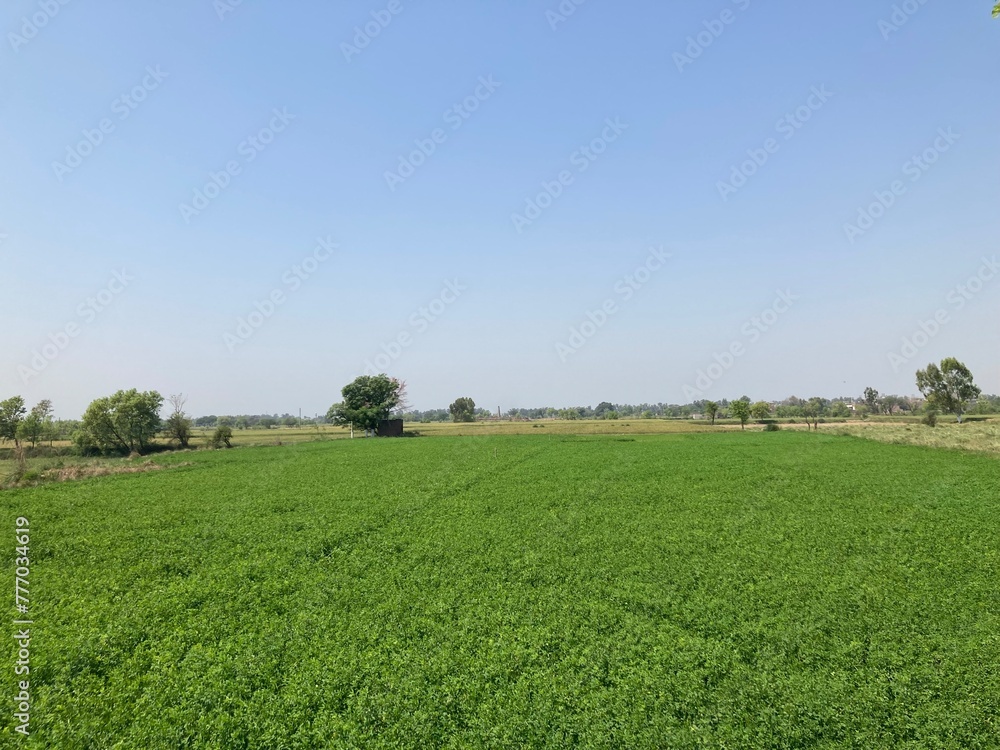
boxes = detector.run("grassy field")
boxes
[3,432,999,747]
[830,420,1000,457]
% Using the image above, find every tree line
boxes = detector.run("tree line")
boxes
[0,358,992,454]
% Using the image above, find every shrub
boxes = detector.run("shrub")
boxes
[72,430,101,456]
[764,422,780,432]
[922,410,938,427]
[208,426,233,449]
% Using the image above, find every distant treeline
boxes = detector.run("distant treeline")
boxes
[396,394,1000,424]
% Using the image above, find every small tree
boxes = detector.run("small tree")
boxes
[802,397,827,430]
[16,400,52,448]
[730,399,751,430]
[750,401,771,421]
[705,401,719,426]
[863,387,880,415]
[209,425,233,448]
[164,394,193,448]
[449,397,476,423]
[916,358,981,423]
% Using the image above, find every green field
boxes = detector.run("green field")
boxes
[3,432,1000,747]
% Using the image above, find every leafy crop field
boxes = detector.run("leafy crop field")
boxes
[3,433,999,748]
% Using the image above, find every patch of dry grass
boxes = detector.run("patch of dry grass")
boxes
[829,420,1000,456]
[2,458,192,490]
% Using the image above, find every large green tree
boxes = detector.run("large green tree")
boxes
[327,374,406,433]
[449,397,476,423]
[0,396,27,448]
[750,401,771,421]
[78,389,164,454]
[916,358,980,423]
[594,401,614,419]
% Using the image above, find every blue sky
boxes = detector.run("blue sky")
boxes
[2,0,998,417]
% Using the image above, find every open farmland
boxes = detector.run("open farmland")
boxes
[3,432,999,747]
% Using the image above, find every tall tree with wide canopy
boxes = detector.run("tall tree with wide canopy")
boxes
[327,374,406,434]
[916,358,981,423]
[0,396,27,448]
[78,389,164,454]
[449,397,476,423]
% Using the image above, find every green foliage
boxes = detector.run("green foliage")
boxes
[14,399,54,448]
[802,396,828,430]
[827,401,850,418]
[705,401,719,425]
[749,401,771,420]
[922,409,939,427]
[448,397,476,423]
[764,422,780,431]
[729,398,751,429]
[79,389,164,455]
[163,394,193,448]
[863,386,880,415]
[0,396,27,447]
[328,374,405,432]
[916,358,981,422]
[3,433,1000,746]
[209,425,233,448]
[594,401,615,418]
